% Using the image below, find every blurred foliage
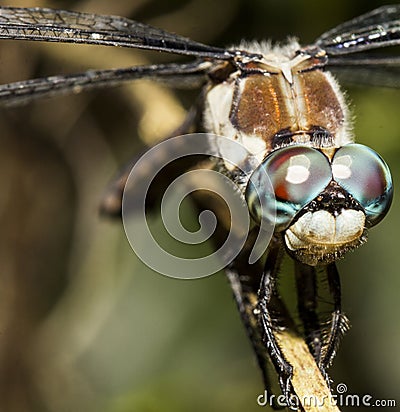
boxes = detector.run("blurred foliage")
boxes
[0,0,399,411]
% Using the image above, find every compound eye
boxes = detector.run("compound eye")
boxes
[332,143,393,226]
[245,145,332,230]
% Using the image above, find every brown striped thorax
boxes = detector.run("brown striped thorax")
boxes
[203,41,393,266]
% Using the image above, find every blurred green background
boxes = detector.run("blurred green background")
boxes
[0,0,399,411]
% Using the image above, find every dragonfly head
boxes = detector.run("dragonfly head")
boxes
[245,143,393,266]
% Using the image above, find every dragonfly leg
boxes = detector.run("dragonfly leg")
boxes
[294,262,323,363]
[258,243,295,406]
[226,269,271,390]
[320,263,349,374]
[225,230,287,410]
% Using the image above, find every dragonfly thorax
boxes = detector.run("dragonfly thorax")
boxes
[203,39,353,165]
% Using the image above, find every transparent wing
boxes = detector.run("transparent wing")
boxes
[327,55,400,88]
[316,5,400,55]
[0,61,209,107]
[0,6,233,59]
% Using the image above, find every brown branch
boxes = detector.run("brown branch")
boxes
[275,329,341,412]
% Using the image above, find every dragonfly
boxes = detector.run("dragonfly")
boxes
[0,4,397,406]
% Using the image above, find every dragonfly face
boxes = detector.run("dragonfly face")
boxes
[0,4,398,409]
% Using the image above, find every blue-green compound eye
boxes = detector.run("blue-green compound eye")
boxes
[332,143,393,227]
[245,145,332,231]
